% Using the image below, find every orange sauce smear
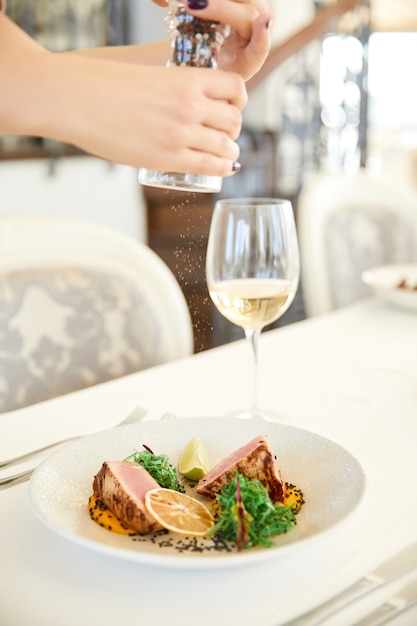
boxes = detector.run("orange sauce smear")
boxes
[283,482,305,513]
[88,495,137,535]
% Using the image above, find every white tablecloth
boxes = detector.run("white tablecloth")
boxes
[1,298,416,626]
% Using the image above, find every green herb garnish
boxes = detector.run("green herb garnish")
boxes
[207,472,296,550]
[124,446,185,493]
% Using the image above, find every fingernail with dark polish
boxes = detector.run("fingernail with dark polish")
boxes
[187,0,208,9]
[232,162,241,173]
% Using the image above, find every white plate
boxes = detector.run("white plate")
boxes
[362,264,417,312]
[29,418,366,570]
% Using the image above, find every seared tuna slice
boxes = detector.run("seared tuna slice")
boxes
[92,461,163,534]
[196,435,284,503]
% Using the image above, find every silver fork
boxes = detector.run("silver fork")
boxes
[353,580,417,625]
[0,405,150,490]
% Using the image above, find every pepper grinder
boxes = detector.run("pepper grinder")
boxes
[138,0,229,193]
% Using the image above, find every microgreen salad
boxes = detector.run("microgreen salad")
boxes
[124,446,185,493]
[208,472,297,550]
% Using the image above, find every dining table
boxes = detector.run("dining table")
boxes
[1,296,416,626]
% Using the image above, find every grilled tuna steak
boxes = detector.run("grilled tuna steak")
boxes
[92,460,163,534]
[196,435,284,503]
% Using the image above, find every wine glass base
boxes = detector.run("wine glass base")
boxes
[225,408,289,423]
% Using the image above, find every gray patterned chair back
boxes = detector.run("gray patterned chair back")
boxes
[297,172,417,316]
[0,215,193,413]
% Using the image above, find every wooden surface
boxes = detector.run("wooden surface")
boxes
[144,187,217,353]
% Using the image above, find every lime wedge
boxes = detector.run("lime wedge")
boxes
[178,436,210,481]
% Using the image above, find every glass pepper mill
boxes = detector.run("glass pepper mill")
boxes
[138,1,229,193]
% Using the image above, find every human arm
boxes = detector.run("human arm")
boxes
[0,13,245,176]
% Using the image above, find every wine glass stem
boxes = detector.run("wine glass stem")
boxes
[244,327,261,417]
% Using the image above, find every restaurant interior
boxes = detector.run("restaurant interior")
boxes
[1,0,416,350]
[1,3,417,625]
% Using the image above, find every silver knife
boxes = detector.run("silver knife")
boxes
[285,540,417,625]
[353,579,417,625]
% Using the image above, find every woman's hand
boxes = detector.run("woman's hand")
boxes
[1,5,260,175]
[30,54,247,177]
[151,0,274,81]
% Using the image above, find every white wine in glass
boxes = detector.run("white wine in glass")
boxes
[206,197,300,420]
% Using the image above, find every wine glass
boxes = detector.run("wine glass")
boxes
[206,197,300,420]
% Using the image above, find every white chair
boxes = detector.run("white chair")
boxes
[297,171,417,317]
[0,215,193,412]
